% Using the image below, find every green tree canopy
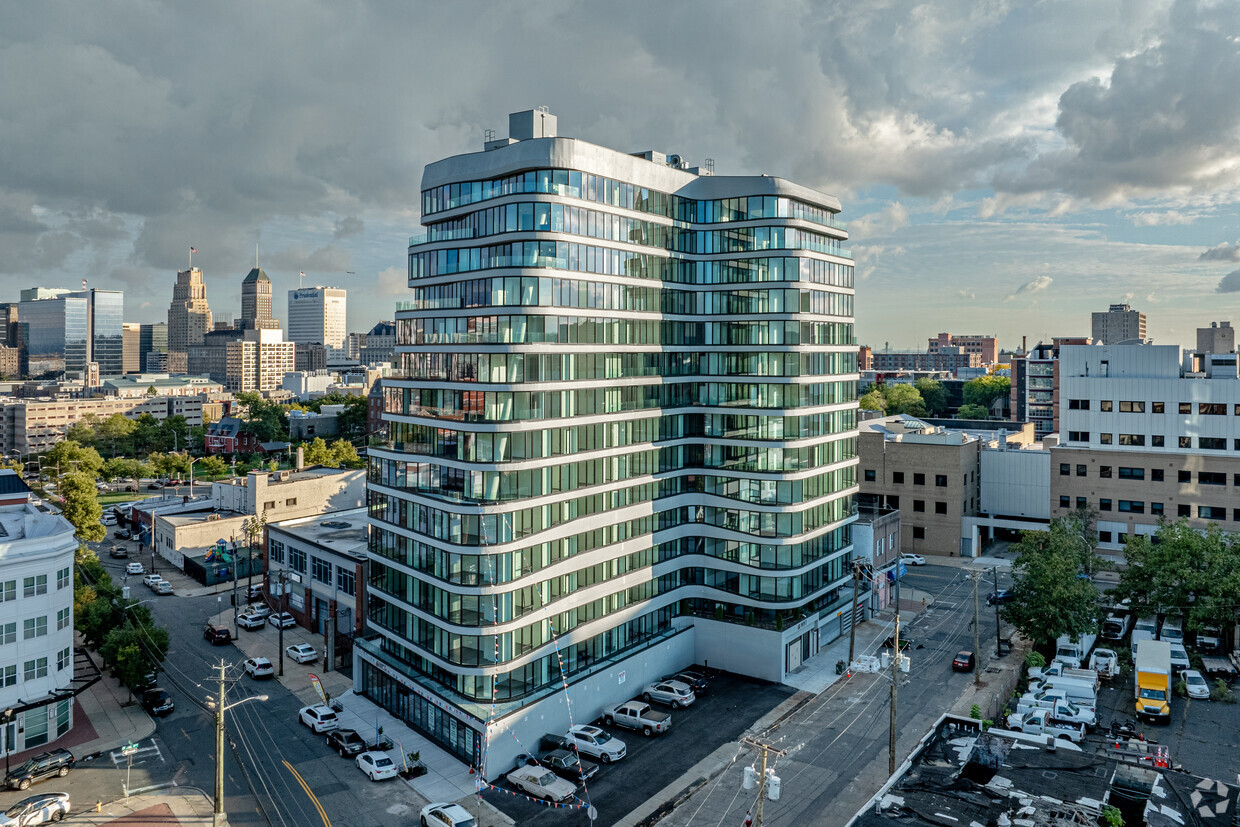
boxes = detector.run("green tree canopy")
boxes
[197,455,229,478]
[329,439,362,469]
[1001,519,1102,646]
[236,392,289,442]
[44,440,104,479]
[913,378,948,416]
[858,389,887,412]
[955,403,990,419]
[96,413,137,457]
[963,375,1011,411]
[883,384,928,417]
[59,470,105,543]
[303,437,332,467]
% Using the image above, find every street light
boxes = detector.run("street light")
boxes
[213,668,267,827]
[187,456,201,498]
[2,708,13,775]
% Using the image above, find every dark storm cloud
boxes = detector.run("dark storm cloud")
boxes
[1200,241,1240,262]
[1216,270,1240,294]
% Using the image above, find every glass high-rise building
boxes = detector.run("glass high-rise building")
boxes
[18,289,123,378]
[358,110,858,772]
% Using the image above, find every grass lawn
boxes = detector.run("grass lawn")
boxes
[97,491,155,507]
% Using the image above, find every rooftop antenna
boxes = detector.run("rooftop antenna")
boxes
[299,271,305,288]
[255,241,259,269]
[705,157,715,175]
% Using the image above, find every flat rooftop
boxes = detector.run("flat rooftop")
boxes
[162,509,246,527]
[270,508,367,561]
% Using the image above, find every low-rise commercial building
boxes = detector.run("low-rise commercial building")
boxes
[927,332,998,365]
[0,395,207,455]
[102,373,224,398]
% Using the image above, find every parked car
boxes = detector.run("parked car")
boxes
[951,651,975,672]
[326,729,367,757]
[663,669,709,695]
[115,529,131,540]
[899,553,926,566]
[142,574,164,589]
[506,765,576,802]
[0,792,71,826]
[108,545,128,559]
[881,635,914,651]
[298,704,338,733]
[515,748,599,784]
[245,583,264,600]
[146,483,162,490]
[268,612,296,629]
[100,513,117,526]
[604,701,671,736]
[154,580,173,595]
[986,590,1014,606]
[1182,669,1210,699]
[125,562,144,576]
[286,644,317,664]
[420,802,477,827]
[243,657,274,679]
[565,725,626,764]
[641,680,695,709]
[355,751,398,781]
[1168,642,1191,672]
[237,611,267,630]
[141,689,175,717]
[242,603,271,620]
[203,624,231,645]
[4,750,75,790]
[168,479,183,486]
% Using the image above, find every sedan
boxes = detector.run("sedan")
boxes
[286,644,317,664]
[899,553,926,566]
[641,680,695,709]
[141,689,175,717]
[126,562,145,576]
[114,530,130,539]
[419,803,477,827]
[986,590,1014,606]
[268,612,297,629]
[326,729,367,757]
[242,604,271,620]
[0,792,70,826]
[142,574,164,589]
[153,581,173,595]
[1182,669,1210,700]
[951,651,975,672]
[356,751,398,782]
[244,657,274,680]
[506,765,576,802]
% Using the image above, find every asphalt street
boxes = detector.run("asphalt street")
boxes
[657,561,1015,827]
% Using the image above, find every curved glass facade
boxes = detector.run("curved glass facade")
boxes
[368,141,858,707]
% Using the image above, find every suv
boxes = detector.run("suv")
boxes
[986,589,1014,606]
[237,610,267,630]
[141,689,175,717]
[298,705,339,733]
[326,729,367,757]
[420,803,478,827]
[4,749,75,790]
[203,624,231,645]
[565,724,626,764]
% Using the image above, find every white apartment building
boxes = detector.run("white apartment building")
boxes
[0,473,81,757]
[287,287,347,355]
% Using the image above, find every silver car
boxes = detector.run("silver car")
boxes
[641,679,695,709]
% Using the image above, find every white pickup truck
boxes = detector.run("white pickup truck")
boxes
[1026,678,1097,709]
[1088,648,1120,679]
[1015,693,1096,728]
[1005,708,1086,743]
[1028,661,1100,691]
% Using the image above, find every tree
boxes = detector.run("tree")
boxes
[956,403,990,419]
[963,375,1011,412]
[197,455,229,478]
[59,471,105,543]
[0,458,21,479]
[858,389,887,412]
[65,414,99,447]
[329,439,362,468]
[45,440,104,479]
[1111,520,1238,630]
[303,437,332,467]
[884,384,927,416]
[1001,520,1102,646]
[96,414,137,457]
[236,392,289,442]
[914,378,948,417]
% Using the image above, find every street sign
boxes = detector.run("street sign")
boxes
[120,744,138,757]
[308,674,327,704]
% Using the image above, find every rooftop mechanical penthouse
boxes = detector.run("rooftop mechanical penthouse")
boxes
[358,109,859,771]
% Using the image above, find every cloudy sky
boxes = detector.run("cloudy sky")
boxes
[4,0,1240,349]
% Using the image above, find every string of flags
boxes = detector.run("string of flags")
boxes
[474,777,590,810]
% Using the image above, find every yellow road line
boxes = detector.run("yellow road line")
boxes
[282,759,332,827]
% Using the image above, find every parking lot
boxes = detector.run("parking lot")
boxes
[1089,670,1240,780]
[480,671,795,826]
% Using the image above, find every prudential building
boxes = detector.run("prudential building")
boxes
[357,109,859,774]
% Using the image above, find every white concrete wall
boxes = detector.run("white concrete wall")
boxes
[693,618,788,683]
[981,448,1050,519]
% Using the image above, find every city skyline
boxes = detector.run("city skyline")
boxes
[3,2,1240,347]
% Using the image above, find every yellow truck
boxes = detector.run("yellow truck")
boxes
[1135,639,1172,722]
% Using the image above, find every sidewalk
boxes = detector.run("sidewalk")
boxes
[63,787,219,826]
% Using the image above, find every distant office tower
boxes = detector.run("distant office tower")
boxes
[365,109,858,769]
[287,286,346,353]
[927,332,998,364]
[1091,303,1147,345]
[294,342,328,372]
[224,328,295,392]
[241,268,278,330]
[144,351,170,373]
[359,321,395,364]
[1197,321,1234,355]
[167,267,214,360]
[19,288,70,302]
[18,288,124,378]
[124,322,169,374]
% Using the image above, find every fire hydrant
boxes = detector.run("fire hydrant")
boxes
[96,801,102,813]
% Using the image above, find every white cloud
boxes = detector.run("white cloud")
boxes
[1005,275,1054,301]
[1200,241,1240,261]
[1129,211,1197,226]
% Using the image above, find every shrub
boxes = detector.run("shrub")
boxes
[1173,679,1187,698]
[1023,651,1046,670]
[970,704,982,720]
[1210,679,1238,704]
[1101,804,1124,826]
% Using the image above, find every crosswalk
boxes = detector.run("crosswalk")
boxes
[109,739,164,768]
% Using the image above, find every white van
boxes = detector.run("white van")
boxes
[1160,616,1183,644]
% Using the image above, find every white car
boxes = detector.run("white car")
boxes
[126,562,144,576]
[420,803,477,827]
[566,724,626,764]
[244,657,274,680]
[237,611,267,630]
[286,644,317,664]
[242,604,271,620]
[1183,669,1210,700]
[153,580,173,595]
[298,704,338,733]
[268,612,297,629]
[355,751,398,781]
[641,679,695,709]
[0,792,71,826]
[100,513,117,526]
[899,553,925,566]
[506,764,576,802]
[142,574,164,589]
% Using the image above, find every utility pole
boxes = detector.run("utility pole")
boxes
[740,736,785,826]
[888,567,903,776]
[231,538,239,639]
[214,660,226,827]
[278,571,288,677]
[992,566,1002,659]
[970,570,982,687]
[847,559,862,666]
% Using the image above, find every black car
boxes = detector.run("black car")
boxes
[986,589,1014,606]
[4,749,75,790]
[134,669,159,693]
[540,733,572,753]
[538,748,599,783]
[326,729,367,757]
[664,669,709,695]
[203,624,231,645]
[951,651,976,672]
[881,635,914,651]
[142,688,175,717]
